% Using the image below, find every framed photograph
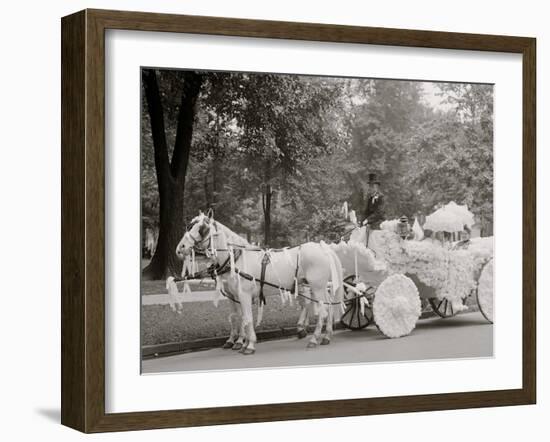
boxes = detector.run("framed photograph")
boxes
[61,9,536,433]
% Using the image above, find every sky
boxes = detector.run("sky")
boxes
[421,82,452,111]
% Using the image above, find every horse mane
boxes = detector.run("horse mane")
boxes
[213,220,250,248]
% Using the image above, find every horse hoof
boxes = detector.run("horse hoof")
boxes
[232,342,243,351]
[242,348,256,355]
[222,342,233,349]
[307,341,318,349]
[297,329,307,339]
[320,337,331,345]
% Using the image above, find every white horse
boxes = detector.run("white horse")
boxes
[175,212,344,354]
[293,226,389,333]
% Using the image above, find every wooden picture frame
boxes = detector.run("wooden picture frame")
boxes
[61,8,536,433]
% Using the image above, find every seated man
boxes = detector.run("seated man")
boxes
[362,173,385,229]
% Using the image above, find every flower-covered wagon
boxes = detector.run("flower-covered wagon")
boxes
[332,203,494,338]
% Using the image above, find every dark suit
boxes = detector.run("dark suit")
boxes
[363,192,385,229]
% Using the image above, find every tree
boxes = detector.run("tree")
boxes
[140,73,494,279]
[403,83,493,227]
[346,80,430,219]
[141,69,203,280]
[437,83,493,128]
[198,73,349,246]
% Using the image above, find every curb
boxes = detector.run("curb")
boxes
[142,311,439,359]
[142,325,313,359]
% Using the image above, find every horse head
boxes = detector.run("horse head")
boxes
[175,211,213,259]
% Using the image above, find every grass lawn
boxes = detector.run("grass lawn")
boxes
[141,289,303,346]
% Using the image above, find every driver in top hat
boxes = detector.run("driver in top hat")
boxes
[362,173,385,230]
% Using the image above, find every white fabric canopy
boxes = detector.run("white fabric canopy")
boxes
[423,201,475,233]
[412,217,424,240]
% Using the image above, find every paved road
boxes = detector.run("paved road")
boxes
[142,312,493,373]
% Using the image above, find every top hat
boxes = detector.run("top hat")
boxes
[367,173,380,185]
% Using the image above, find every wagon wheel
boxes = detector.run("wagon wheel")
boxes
[340,275,373,330]
[476,258,494,323]
[428,297,455,318]
[373,274,421,338]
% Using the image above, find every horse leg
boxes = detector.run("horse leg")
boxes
[296,304,309,339]
[321,307,333,345]
[307,292,328,348]
[231,308,246,351]
[243,322,258,355]
[233,317,246,351]
[237,287,257,355]
[322,247,344,346]
[223,300,240,349]
[241,307,257,355]
[307,308,325,348]
[243,321,257,355]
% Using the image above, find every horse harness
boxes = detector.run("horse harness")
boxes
[180,220,355,306]
[221,247,301,306]
[178,245,302,306]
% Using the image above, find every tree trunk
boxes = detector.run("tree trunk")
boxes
[262,184,272,247]
[142,69,203,280]
[143,184,185,279]
[203,173,211,208]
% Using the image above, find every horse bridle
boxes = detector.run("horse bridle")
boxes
[185,220,218,255]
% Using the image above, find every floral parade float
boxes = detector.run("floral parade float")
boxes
[332,202,494,338]
[167,203,493,344]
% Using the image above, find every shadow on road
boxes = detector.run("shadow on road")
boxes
[416,314,489,330]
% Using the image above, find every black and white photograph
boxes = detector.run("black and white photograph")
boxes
[140,68,494,373]
[2,0,544,438]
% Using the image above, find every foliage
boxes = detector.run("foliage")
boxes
[404,83,494,224]
[141,72,494,256]
[308,207,352,243]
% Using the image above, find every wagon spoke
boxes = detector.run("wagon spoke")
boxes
[353,302,361,328]
[429,297,454,318]
[340,296,371,330]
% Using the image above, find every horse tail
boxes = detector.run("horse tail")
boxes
[327,248,345,322]
[331,249,345,300]
[256,302,264,327]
